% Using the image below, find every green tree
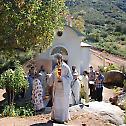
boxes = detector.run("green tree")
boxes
[0,0,66,55]
[72,16,85,33]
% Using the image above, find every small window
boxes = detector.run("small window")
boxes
[57,31,63,37]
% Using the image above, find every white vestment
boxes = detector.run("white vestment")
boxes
[71,79,80,105]
[49,62,72,122]
[38,71,47,96]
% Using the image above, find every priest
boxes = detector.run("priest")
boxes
[48,53,73,123]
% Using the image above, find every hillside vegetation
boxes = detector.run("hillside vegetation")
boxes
[66,0,126,58]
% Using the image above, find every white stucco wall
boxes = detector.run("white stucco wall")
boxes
[80,47,91,74]
[52,26,81,73]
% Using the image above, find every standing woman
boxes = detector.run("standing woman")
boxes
[32,73,44,111]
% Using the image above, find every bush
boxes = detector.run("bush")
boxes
[99,64,119,73]
[115,25,122,32]
[120,36,125,41]
[1,103,34,117]
[2,105,17,117]
[0,62,28,105]
[115,24,126,34]
[112,45,118,50]
[113,86,121,95]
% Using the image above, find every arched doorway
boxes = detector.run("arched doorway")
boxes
[51,46,68,69]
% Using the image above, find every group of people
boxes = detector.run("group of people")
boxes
[88,66,104,102]
[25,53,104,124]
[26,65,48,111]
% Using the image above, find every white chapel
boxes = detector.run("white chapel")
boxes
[35,25,91,75]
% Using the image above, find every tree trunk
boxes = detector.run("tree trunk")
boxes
[6,88,14,105]
[11,90,15,105]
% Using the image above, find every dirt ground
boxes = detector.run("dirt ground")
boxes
[0,86,114,126]
[0,109,112,126]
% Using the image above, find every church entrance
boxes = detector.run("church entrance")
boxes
[51,46,68,70]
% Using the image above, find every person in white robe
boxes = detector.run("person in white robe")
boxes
[70,66,80,105]
[38,66,47,96]
[48,53,73,123]
[81,71,89,107]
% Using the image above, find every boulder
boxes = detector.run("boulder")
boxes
[87,101,125,125]
[104,70,125,87]
[70,101,125,125]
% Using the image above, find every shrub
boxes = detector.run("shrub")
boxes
[99,64,119,73]
[115,24,126,34]
[115,25,122,32]
[2,105,17,117]
[113,86,121,95]
[112,45,118,50]
[120,36,125,41]
[0,62,28,105]
[1,103,34,117]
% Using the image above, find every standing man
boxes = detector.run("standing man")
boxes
[48,53,73,123]
[88,66,96,99]
[81,71,89,107]
[95,70,104,101]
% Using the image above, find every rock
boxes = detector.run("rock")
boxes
[104,70,125,87]
[70,101,125,125]
[89,102,124,125]
[87,101,124,125]
[109,95,118,105]
[118,93,126,110]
